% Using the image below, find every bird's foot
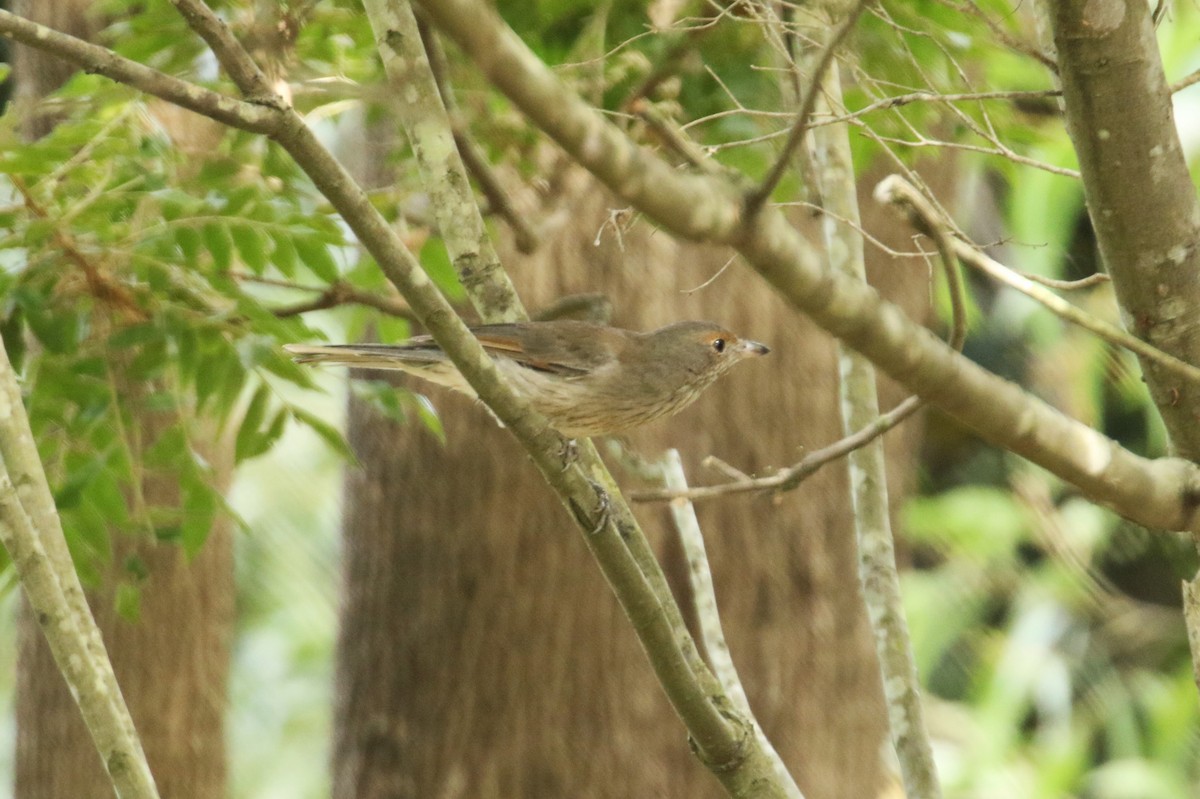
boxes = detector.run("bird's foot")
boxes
[588,479,611,536]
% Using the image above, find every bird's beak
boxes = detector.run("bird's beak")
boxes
[738,339,770,357]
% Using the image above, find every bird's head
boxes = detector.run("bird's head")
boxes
[641,321,770,385]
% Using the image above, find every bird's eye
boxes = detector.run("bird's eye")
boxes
[712,338,726,353]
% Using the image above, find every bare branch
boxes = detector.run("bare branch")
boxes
[934,0,1058,72]
[0,343,158,799]
[876,175,1200,389]
[417,15,541,253]
[745,2,868,213]
[364,0,525,323]
[167,0,277,100]
[631,396,921,502]
[658,450,805,799]
[0,10,276,134]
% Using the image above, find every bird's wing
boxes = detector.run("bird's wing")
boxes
[471,322,614,377]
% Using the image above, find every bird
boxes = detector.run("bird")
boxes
[286,319,769,437]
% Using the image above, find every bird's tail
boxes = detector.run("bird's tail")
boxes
[284,343,447,370]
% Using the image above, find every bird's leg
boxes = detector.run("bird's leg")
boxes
[587,478,612,536]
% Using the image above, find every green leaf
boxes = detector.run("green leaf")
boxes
[202,222,234,271]
[54,452,112,510]
[410,392,445,444]
[270,231,299,277]
[2,307,26,373]
[232,225,270,273]
[108,322,161,350]
[114,580,142,622]
[419,237,465,302]
[296,236,340,282]
[21,293,83,354]
[180,477,219,557]
[290,405,354,461]
[235,383,272,463]
[175,225,202,264]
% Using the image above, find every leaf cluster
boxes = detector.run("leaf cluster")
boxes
[0,70,349,581]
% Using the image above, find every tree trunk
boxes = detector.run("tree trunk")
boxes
[11,3,234,796]
[332,149,943,796]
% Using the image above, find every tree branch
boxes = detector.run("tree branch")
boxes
[875,175,1200,388]
[658,450,804,799]
[364,0,526,323]
[0,9,276,134]
[417,14,541,254]
[745,2,868,213]
[1048,1,1200,460]
[0,340,158,799]
[804,35,941,797]
[1048,0,1200,703]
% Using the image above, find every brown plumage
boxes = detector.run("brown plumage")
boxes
[286,320,769,437]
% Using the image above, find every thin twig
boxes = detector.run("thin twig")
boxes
[11,175,147,320]
[630,400,920,502]
[875,174,1200,388]
[745,2,868,214]
[251,277,417,320]
[633,101,721,173]
[1020,272,1110,290]
[868,128,1082,179]
[168,0,277,100]
[933,0,1058,72]
[658,450,805,799]
[1172,68,1200,94]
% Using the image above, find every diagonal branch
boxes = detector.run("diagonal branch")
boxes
[0,342,158,799]
[0,10,275,133]
[364,0,526,323]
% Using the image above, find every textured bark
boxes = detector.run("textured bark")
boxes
[11,3,234,796]
[9,0,94,137]
[15,519,234,799]
[1049,0,1200,460]
[332,152,942,796]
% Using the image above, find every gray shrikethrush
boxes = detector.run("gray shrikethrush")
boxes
[286,320,769,437]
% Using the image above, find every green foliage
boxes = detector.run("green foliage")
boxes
[0,70,350,582]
